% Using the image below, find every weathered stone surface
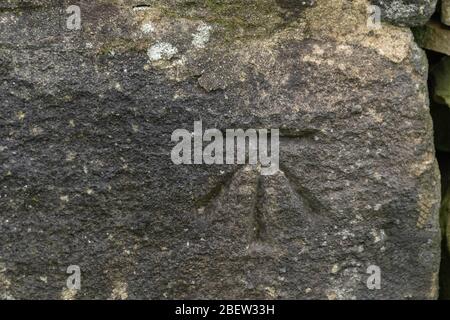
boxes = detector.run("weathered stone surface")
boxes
[443,0,450,26]
[371,0,437,26]
[414,21,450,56]
[0,0,441,299]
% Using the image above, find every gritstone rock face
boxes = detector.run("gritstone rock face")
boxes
[0,0,441,299]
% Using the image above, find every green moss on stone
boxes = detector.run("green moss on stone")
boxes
[154,0,301,42]
[97,38,151,56]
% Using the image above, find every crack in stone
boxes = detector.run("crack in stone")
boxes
[252,174,267,243]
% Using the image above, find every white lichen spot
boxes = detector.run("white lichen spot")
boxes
[326,290,337,300]
[312,44,325,55]
[141,22,155,34]
[373,172,382,181]
[367,108,384,123]
[302,55,322,65]
[371,229,387,243]
[147,42,178,62]
[110,281,128,300]
[114,82,123,92]
[192,23,212,49]
[265,287,277,298]
[30,126,44,136]
[0,14,17,25]
[16,111,25,121]
[331,264,340,274]
[66,152,76,162]
[133,6,152,12]
[172,55,187,67]
[0,272,13,300]
[61,287,77,300]
[336,44,353,55]
[337,229,354,240]
[60,195,69,203]
[39,276,48,283]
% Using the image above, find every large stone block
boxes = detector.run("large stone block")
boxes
[0,0,441,299]
[442,0,450,26]
[414,21,450,56]
[371,0,437,26]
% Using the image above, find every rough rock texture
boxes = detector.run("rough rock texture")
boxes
[0,0,442,299]
[371,0,437,26]
[414,21,450,56]
[443,0,450,26]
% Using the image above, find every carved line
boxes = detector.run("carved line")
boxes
[252,174,267,243]
[279,163,324,215]
[194,167,240,211]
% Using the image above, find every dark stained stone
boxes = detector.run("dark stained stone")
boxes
[371,0,437,26]
[0,0,441,299]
